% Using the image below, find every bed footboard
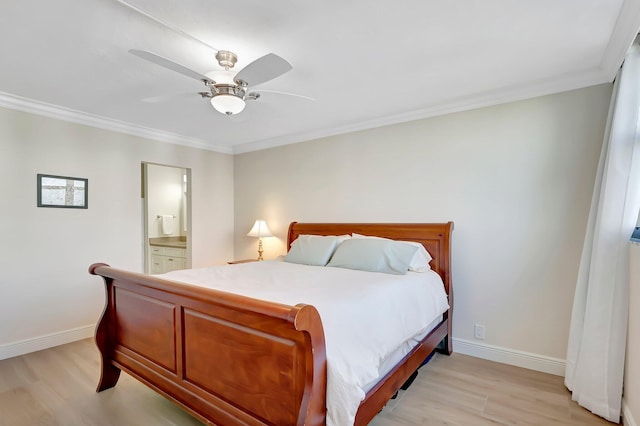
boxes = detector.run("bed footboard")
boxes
[89,263,327,426]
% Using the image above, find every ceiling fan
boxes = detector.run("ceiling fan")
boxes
[130,48,299,116]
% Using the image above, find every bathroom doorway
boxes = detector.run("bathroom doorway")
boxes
[142,162,192,274]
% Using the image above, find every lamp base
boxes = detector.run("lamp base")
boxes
[257,238,264,261]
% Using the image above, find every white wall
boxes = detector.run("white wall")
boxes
[233,84,611,363]
[625,243,640,426]
[147,163,185,238]
[0,107,234,356]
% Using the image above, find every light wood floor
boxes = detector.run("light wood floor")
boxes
[0,339,614,425]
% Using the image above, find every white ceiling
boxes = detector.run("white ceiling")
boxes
[0,0,638,154]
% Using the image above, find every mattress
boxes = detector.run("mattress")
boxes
[163,260,449,426]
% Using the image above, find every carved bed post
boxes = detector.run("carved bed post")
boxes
[89,263,121,392]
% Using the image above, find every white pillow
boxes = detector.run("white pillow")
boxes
[298,233,351,246]
[284,234,350,266]
[351,233,432,272]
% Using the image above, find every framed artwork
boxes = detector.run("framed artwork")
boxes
[37,174,88,209]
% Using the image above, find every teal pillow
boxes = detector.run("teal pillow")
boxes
[326,238,418,275]
[284,235,341,266]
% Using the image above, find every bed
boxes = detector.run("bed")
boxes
[89,221,454,425]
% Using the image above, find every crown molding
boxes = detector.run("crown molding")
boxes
[600,0,640,80]
[0,91,233,154]
[0,64,619,157]
[233,67,612,154]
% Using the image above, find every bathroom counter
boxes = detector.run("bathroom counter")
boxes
[149,236,187,249]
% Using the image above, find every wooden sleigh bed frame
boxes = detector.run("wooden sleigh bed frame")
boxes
[89,222,454,425]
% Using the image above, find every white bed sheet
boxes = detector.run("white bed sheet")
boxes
[162,260,449,426]
[364,315,442,393]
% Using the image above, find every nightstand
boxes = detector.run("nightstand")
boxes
[227,259,258,264]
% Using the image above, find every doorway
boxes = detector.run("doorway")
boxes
[142,162,192,274]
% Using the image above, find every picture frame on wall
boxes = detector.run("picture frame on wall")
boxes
[37,174,88,209]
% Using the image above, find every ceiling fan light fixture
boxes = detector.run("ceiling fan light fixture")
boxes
[211,94,246,116]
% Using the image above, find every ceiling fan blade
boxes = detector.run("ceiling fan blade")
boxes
[254,89,315,101]
[129,49,213,83]
[234,53,292,87]
[115,1,218,52]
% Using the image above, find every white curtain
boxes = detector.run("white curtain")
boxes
[565,37,640,422]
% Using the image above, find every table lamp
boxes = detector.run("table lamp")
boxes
[247,220,273,260]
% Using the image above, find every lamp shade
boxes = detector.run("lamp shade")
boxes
[211,94,245,115]
[247,220,273,238]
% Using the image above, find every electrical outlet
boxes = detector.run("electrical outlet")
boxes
[474,324,486,340]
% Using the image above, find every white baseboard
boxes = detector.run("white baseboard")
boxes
[0,325,95,361]
[623,399,638,426]
[452,338,566,376]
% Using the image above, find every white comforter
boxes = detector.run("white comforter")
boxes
[162,260,449,426]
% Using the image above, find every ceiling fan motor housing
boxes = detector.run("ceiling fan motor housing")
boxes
[213,83,245,98]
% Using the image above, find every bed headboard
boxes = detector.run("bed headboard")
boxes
[287,222,454,297]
